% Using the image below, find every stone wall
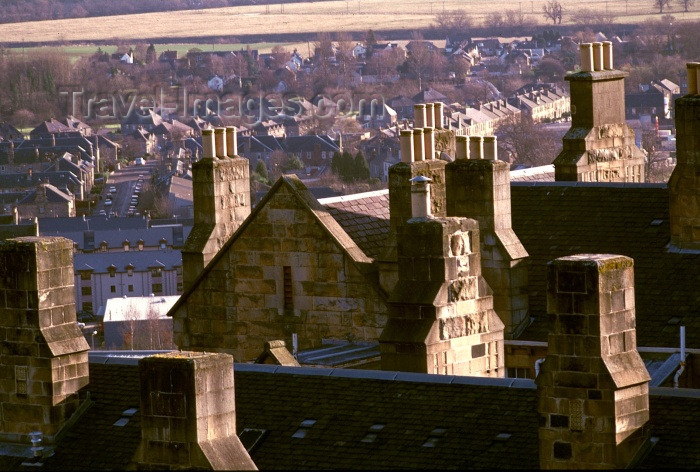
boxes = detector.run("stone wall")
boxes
[669,88,700,249]
[0,237,89,442]
[173,180,387,362]
[537,254,650,469]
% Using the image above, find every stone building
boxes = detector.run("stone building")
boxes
[553,42,647,182]
[0,64,698,472]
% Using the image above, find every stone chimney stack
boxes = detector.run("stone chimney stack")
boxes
[134,352,256,470]
[380,179,505,376]
[0,237,90,443]
[554,42,646,182]
[379,109,448,295]
[445,135,530,339]
[180,128,251,293]
[537,254,651,469]
[669,62,700,250]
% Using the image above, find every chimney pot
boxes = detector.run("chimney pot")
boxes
[469,136,484,160]
[592,42,603,71]
[580,43,594,72]
[602,41,613,70]
[202,129,215,159]
[410,175,432,218]
[214,128,227,158]
[226,126,238,157]
[423,126,435,161]
[413,128,425,162]
[413,104,426,128]
[434,102,444,129]
[483,136,498,161]
[455,135,469,160]
[425,103,435,128]
[400,130,414,163]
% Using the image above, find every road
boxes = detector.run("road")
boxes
[95,160,156,218]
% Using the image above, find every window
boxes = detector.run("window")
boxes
[292,419,316,439]
[152,283,163,294]
[283,266,293,310]
[82,302,93,313]
[100,241,108,252]
[138,240,144,251]
[128,284,134,292]
[81,286,92,296]
[126,265,134,276]
[123,241,130,251]
[159,238,167,249]
[110,285,116,293]
[177,282,183,292]
[80,272,91,281]
[151,268,162,277]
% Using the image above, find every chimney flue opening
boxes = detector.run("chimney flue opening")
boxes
[425,103,435,128]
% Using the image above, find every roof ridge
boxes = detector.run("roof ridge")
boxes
[319,188,389,205]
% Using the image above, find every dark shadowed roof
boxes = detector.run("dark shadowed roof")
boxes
[22,358,700,470]
[511,182,700,348]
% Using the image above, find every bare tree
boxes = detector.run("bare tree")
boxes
[542,1,563,24]
[678,0,695,12]
[654,0,672,13]
[496,115,560,167]
[433,9,472,37]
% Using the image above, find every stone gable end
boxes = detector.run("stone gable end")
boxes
[175,184,387,361]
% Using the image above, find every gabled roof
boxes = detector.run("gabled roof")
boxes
[412,88,448,104]
[169,175,373,316]
[30,119,71,136]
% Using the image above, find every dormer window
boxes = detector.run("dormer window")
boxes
[100,241,108,252]
[138,239,144,251]
[126,264,134,277]
[108,265,117,278]
[123,240,130,251]
[151,267,162,277]
[159,238,167,249]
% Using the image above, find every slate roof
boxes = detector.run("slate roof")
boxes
[316,181,698,349]
[73,248,182,273]
[38,216,148,233]
[20,358,700,470]
[320,189,391,258]
[41,225,191,251]
[510,183,700,348]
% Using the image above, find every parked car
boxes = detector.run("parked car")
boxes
[109,186,117,193]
